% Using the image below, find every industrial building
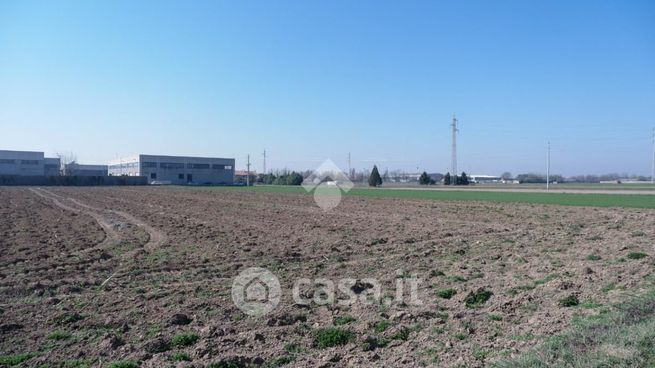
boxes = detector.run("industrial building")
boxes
[0,150,60,176]
[469,175,502,184]
[44,157,61,176]
[108,154,234,185]
[64,163,108,176]
[469,175,519,184]
[234,170,257,185]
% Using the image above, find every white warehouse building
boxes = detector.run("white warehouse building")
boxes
[108,154,234,185]
[0,150,60,176]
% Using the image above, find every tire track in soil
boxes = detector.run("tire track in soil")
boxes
[28,188,119,246]
[28,188,168,286]
[35,188,167,251]
[66,197,166,252]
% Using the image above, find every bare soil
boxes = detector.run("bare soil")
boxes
[0,186,654,367]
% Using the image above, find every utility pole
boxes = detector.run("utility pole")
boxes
[450,115,458,182]
[546,141,551,190]
[262,149,267,175]
[348,152,351,179]
[246,154,251,187]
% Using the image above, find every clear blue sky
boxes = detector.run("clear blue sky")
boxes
[1,0,654,176]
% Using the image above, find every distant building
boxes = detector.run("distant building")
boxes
[44,157,61,176]
[234,170,257,185]
[429,173,444,183]
[601,179,651,185]
[0,150,60,176]
[469,175,502,184]
[64,163,108,176]
[108,154,234,185]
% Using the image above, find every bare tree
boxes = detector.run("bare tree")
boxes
[501,172,513,180]
[56,152,77,176]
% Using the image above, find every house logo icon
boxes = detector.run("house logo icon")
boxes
[232,267,281,317]
[302,159,354,211]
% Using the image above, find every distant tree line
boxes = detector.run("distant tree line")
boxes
[256,166,650,187]
[515,173,563,184]
[258,170,304,185]
[441,172,470,185]
[566,173,650,183]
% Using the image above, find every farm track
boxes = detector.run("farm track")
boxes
[29,187,119,246]
[33,188,167,251]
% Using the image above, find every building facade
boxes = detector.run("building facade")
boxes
[108,154,234,185]
[64,163,108,176]
[0,150,60,176]
[44,157,61,176]
[469,175,502,184]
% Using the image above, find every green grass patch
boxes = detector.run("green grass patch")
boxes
[108,362,139,368]
[465,289,493,308]
[333,315,356,326]
[493,290,655,367]
[48,330,73,341]
[437,288,457,299]
[581,300,603,309]
[55,312,83,325]
[627,252,648,260]
[313,327,354,348]
[171,333,199,347]
[559,294,580,307]
[60,360,92,368]
[374,320,391,333]
[446,275,467,283]
[283,343,304,355]
[170,352,191,362]
[201,186,655,209]
[534,273,560,285]
[391,327,411,341]
[0,353,37,366]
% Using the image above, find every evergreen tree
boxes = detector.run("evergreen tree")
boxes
[460,172,470,185]
[444,172,451,185]
[418,171,430,185]
[369,165,383,187]
[287,172,304,185]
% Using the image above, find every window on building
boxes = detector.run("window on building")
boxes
[150,173,157,179]
[178,173,184,179]
[160,162,184,169]
[225,165,233,170]
[141,162,157,168]
[20,160,40,165]
[187,163,210,169]
[212,164,225,170]
[0,159,15,164]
